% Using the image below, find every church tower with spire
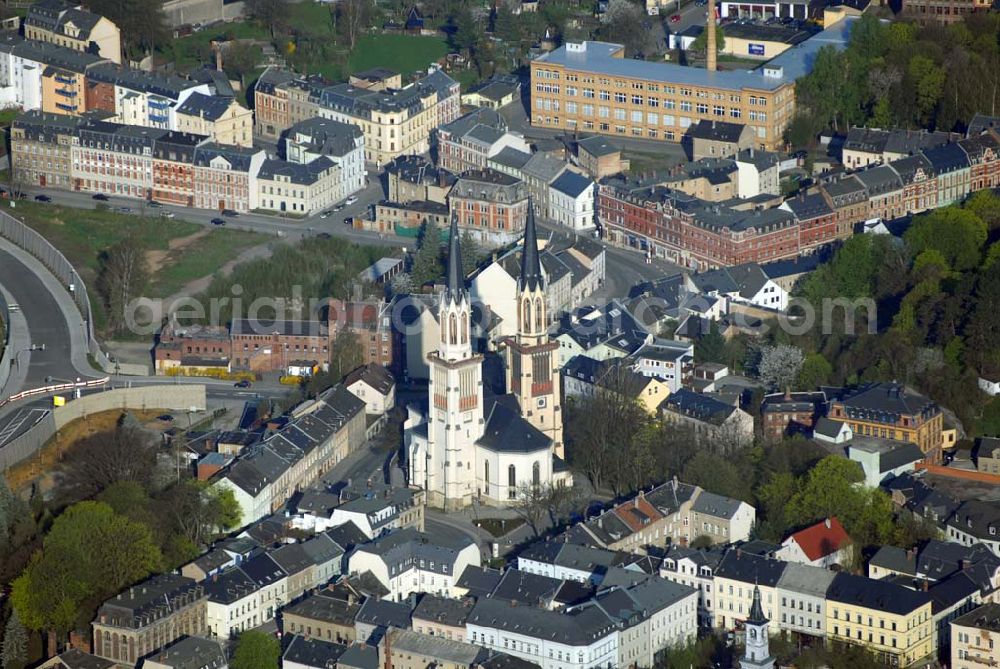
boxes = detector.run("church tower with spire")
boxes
[740,585,775,669]
[424,213,485,510]
[503,200,564,459]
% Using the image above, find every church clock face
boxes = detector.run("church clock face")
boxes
[537,397,547,408]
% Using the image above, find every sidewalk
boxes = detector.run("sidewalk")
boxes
[0,283,30,399]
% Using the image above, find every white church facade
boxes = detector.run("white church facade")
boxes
[404,205,571,510]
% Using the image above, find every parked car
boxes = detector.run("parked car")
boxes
[211,217,225,226]
[160,211,175,218]
[317,232,332,239]
[147,200,161,208]
[670,13,681,22]
[320,210,331,219]
[334,203,345,211]
[33,194,51,202]
[234,380,252,388]
[157,414,174,422]
[344,195,358,205]
[221,209,238,217]
[343,217,353,226]
[92,193,109,201]
[117,206,132,214]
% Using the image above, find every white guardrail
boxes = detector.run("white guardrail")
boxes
[0,376,110,409]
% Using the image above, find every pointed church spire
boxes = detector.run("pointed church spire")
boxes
[446,211,465,303]
[747,583,767,624]
[519,198,544,293]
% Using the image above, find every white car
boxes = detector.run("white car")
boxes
[160,211,175,218]
[344,195,358,205]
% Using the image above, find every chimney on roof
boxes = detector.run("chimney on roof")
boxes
[921,579,929,592]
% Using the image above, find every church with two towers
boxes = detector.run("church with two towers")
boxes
[404,203,571,510]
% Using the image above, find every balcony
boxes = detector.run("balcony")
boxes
[55,103,78,112]
[54,75,75,85]
[55,89,78,98]
[148,98,170,109]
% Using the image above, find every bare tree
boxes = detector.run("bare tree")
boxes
[97,234,149,336]
[246,0,289,40]
[510,483,550,538]
[57,419,158,501]
[336,0,372,52]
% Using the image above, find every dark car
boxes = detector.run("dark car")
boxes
[234,380,252,388]
[317,232,332,240]
[147,200,161,208]
[92,193,110,201]
[157,414,174,422]
[343,217,353,226]
[34,194,51,202]
[221,209,238,217]
[211,217,226,226]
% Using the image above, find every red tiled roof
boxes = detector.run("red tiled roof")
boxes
[613,496,664,533]
[786,517,852,562]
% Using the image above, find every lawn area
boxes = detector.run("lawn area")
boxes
[347,34,450,78]
[474,517,526,537]
[13,203,266,329]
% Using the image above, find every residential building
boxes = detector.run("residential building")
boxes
[548,169,596,231]
[92,574,207,666]
[714,551,787,630]
[848,439,926,487]
[775,517,852,568]
[518,542,620,584]
[435,107,530,174]
[827,382,945,465]
[449,169,530,247]
[324,484,425,539]
[946,501,1000,557]
[212,385,366,525]
[552,300,651,367]
[759,390,825,440]
[775,563,835,639]
[142,636,227,669]
[283,116,366,205]
[24,0,122,63]
[37,650,116,669]
[205,554,288,639]
[576,135,630,179]
[659,545,726,628]
[191,143,265,213]
[412,594,474,640]
[9,110,81,188]
[326,298,400,372]
[630,340,694,392]
[973,437,1000,475]
[385,154,455,204]
[562,355,670,416]
[466,597,620,669]
[520,152,568,216]
[689,490,756,545]
[346,528,481,601]
[734,148,781,198]
[842,126,956,169]
[282,635,348,669]
[529,23,858,150]
[151,130,203,207]
[686,120,754,160]
[354,597,412,643]
[314,68,460,166]
[174,92,253,147]
[256,157,342,215]
[825,572,934,667]
[901,0,993,24]
[951,603,1000,669]
[461,76,520,109]
[388,629,484,669]
[282,589,363,644]
[689,263,789,311]
[345,362,397,416]
[660,389,754,451]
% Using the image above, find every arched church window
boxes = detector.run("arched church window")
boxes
[535,298,544,332]
[449,313,457,345]
[484,460,490,487]
[461,312,468,344]
[532,461,540,487]
[522,298,531,333]
[508,464,516,489]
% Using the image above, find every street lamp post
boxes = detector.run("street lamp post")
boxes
[11,343,45,369]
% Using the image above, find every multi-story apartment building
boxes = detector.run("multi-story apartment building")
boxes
[283,117,366,205]
[253,67,301,140]
[314,68,459,166]
[24,0,122,63]
[825,572,934,667]
[774,563,835,639]
[151,130,202,207]
[191,143,265,213]
[256,158,342,215]
[951,603,1000,669]
[711,550,787,630]
[842,127,956,169]
[528,21,854,150]
[827,382,944,465]
[282,587,363,645]
[175,92,253,147]
[92,574,207,667]
[924,141,971,208]
[819,173,869,236]
[327,298,400,371]
[659,545,725,628]
[435,107,530,174]
[71,120,163,199]
[347,528,481,601]
[85,63,210,130]
[448,169,530,247]
[9,110,79,188]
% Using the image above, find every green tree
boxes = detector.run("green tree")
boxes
[691,25,726,54]
[694,321,726,363]
[798,353,833,390]
[681,452,752,502]
[410,219,444,287]
[1,609,28,669]
[460,229,482,277]
[329,328,364,379]
[757,471,799,541]
[0,479,26,553]
[11,502,161,636]
[450,7,482,55]
[904,206,988,272]
[493,6,522,44]
[231,631,281,669]
[908,55,946,126]
[965,189,1000,230]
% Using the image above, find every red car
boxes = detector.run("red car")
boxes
[670,13,682,22]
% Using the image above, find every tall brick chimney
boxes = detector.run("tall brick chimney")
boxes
[706,0,717,72]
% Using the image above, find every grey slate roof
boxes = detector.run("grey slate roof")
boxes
[776,562,835,598]
[489,146,533,171]
[282,635,348,669]
[412,593,475,626]
[826,572,931,615]
[143,636,226,669]
[687,119,747,143]
[468,597,617,645]
[456,565,503,597]
[97,574,204,629]
[338,644,379,669]
[691,490,746,520]
[477,396,552,454]
[176,92,236,122]
[257,156,335,185]
[839,383,938,421]
[714,550,787,587]
[947,500,1000,542]
[282,592,360,626]
[550,170,594,198]
[661,389,737,426]
[353,528,474,576]
[967,114,1000,136]
[286,116,364,158]
[355,597,411,629]
[577,135,620,157]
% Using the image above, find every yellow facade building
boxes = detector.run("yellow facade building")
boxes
[826,573,935,667]
[529,18,855,151]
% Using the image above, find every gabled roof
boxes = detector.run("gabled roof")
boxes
[478,396,552,454]
[715,550,787,587]
[661,389,737,426]
[782,517,851,562]
[826,572,931,615]
[344,363,395,396]
[176,92,238,122]
[687,119,748,143]
[282,635,348,669]
[143,636,226,669]
[550,170,594,198]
